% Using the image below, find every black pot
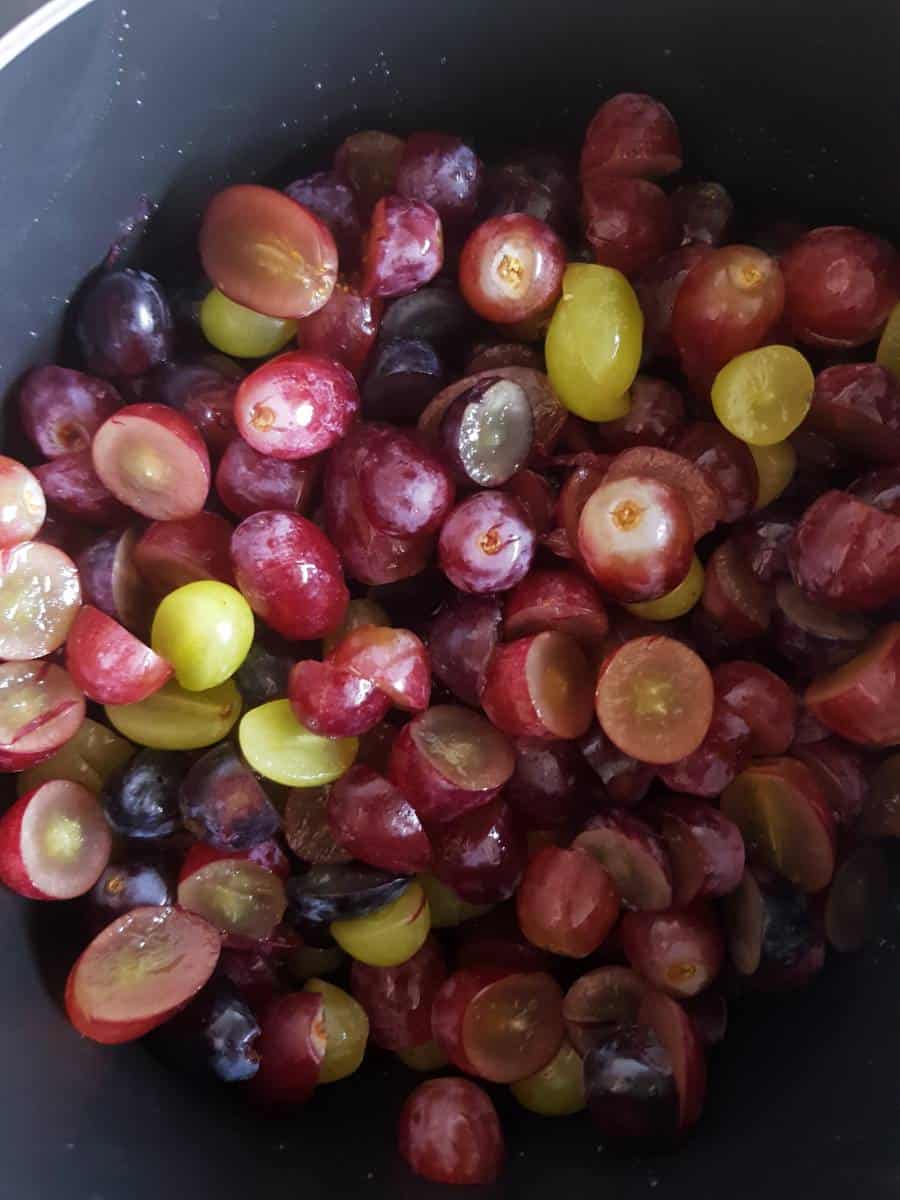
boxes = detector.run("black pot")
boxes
[1,1,899,1197]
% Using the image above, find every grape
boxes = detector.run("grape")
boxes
[574,810,673,911]
[724,869,823,985]
[545,264,642,421]
[66,605,172,706]
[18,366,121,458]
[199,184,337,319]
[604,445,721,539]
[322,597,391,655]
[805,623,900,747]
[17,717,132,797]
[439,376,534,486]
[517,846,619,957]
[578,475,694,603]
[151,581,254,692]
[702,538,773,640]
[334,130,405,213]
[86,854,174,934]
[142,355,242,459]
[580,93,682,180]
[671,181,734,246]
[0,541,81,660]
[149,977,261,1083]
[504,566,608,644]
[328,625,430,712]
[563,966,648,1056]
[331,880,430,966]
[179,742,279,850]
[296,282,382,379]
[654,796,745,906]
[747,439,797,508]
[135,512,236,596]
[712,661,796,756]
[721,758,836,892]
[247,991,326,1107]
[781,225,899,347]
[327,764,431,874]
[105,678,242,751]
[675,422,758,523]
[482,630,594,740]
[398,1078,504,1186]
[76,268,173,377]
[504,468,555,534]
[793,738,869,828]
[238,699,357,787]
[35,451,128,525]
[178,857,286,940]
[850,466,900,514]
[231,510,348,640]
[621,902,724,998]
[91,403,210,521]
[0,457,44,549]
[459,214,565,323]
[417,873,492,928]
[350,936,447,1050]
[633,245,711,361]
[430,797,526,904]
[65,906,221,1044]
[303,978,369,1083]
[825,846,890,953]
[584,1024,678,1142]
[288,660,391,738]
[775,579,872,676]
[283,787,350,865]
[396,132,482,231]
[356,426,454,536]
[506,737,582,829]
[712,345,814,445]
[877,300,900,380]
[594,376,685,453]
[456,904,554,974]
[467,341,542,373]
[808,363,900,462]
[388,705,515,825]
[671,245,785,379]
[397,1041,449,1071]
[0,662,85,771]
[656,690,752,797]
[624,555,704,621]
[438,490,535,593]
[284,171,363,268]
[579,726,654,809]
[100,747,185,840]
[582,175,676,276]
[199,288,297,358]
[361,195,444,299]
[381,279,475,349]
[362,338,446,423]
[510,1039,586,1116]
[215,438,319,520]
[427,593,501,707]
[234,640,292,708]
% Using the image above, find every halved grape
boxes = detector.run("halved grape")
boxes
[574,810,673,911]
[200,288,298,358]
[428,594,501,707]
[17,718,132,797]
[624,555,704,621]
[517,846,619,957]
[288,660,390,738]
[361,196,444,299]
[621,902,724,998]
[438,491,535,594]
[331,880,430,967]
[356,427,454,536]
[247,992,326,1107]
[504,567,608,644]
[0,541,81,660]
[303,978,369,1083]
[582,175,676,276]
[134,512,236,596]
[805,623,900,745]
[396,132,482,230]
[284,787,351,865]
[579,725,654,808]
[199,184,337,318]
[510,1039,586,1116]
[178,858,286,940]
[66,605,172,706]
[671,181,734,246]
[563,966,648,1056]
[297,282,381,379]
[637,989,706,1130]
[459,214,565,324]
[150,581,254,692]
[482,630,594,739]
[702,539,773,640]
[328,625,430,711]
[141,354,243,460]
[654,796,745,905]
[362,338,446,423]
[655,688,752,798]
[0,662,85,771]
[334,130,405,213]
[76,269,173,378]
[239,699,356,787]
[0,457,45,548]
[809,363,900,463]
[633,245,712,361]
[713,660,796,756]
[285,171,363,267]
[216,438,319,520]
[328,764,431,874]
[75,528,148,635]
[19,366,121,459]
[35,450,128,526]
[675,421,758,523]
[350,936,447,1050]
[580,93,682,180]
[105,678,241,750]
[604,446,721,539]
[430,797,526,905]
[439,377,534,487]
[398,1078,504,1186]
[180,741,279,850]
[748,440,797,508]
[712,345,814,445]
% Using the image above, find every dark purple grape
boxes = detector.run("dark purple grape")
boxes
[76,268,174,378]
[380,281,477,349]
[141,355,242,458]
[506,737,583,829]
[396,133,483,232]
[179,742,281,850]
[584,1024,679,1142]
[285,171,364,269]
[734,507,797,584]
[439,377,534,487]
[849,466,900,515]
[235,642,294,708]
[101,750,188,839]
[671,182,734,246]
[369,566,452,631]
[760,877,816,970]
[482,151,577,235]
[286,863,410,927]
[85,854,175,934]
[427,594,502,707]
[149,978,261,1082]
[362,338,446,422]
[18,366,121,458]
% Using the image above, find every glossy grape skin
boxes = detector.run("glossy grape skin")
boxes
[604,445,721,541]
[805,623,900,747]
[675,422,758,523]
[76,268,174,377]
[35,451,128,526]
[793,737,869,828]
[382,279,475,350]
[427,593,501,707]
[712,345,814,446]
[288,660,390,738]
[356,426,454,536]
[574,810,673,911]
[671,245,785,380]
[65,604,171,707]
[0,457,45,550]
[282,787,350,866]
[781,225,899,347]
[151,582,254,692]
[199,184,337,319]
[361,195,444,299]
[239,699,357,787]
[671,181,734,246]
[328,625,430,711]
[580,93,682,180]
[179,741,279,850]
[0,541,81,660]
[582,175,676,277]
[105,678,242,751]
[149,978,261,1083]
[101,748,186,839]
[545,264,643,421]
[633,245,712,362]
[579,726,655,809]
[438,490,535,593]
[504,566,608,644]
[0,661,84,773]
[578,474,694,603]
[656,690,752,798]
[481,630,594,740]
[134,513,236,599]
[735,506,796,582]
[398,1078,504,1186]
[297,282,382,379]
[460,214,565,324]
[141,355,242,459]
[216,438,319,520]
[653,796,745,906]
[327,764,432,874]
[246,990,326,1107]
[808,363,900,462]
[430,797,526,905]
[594,376,685,454]
[331,880,430,967]
[350,936,447,1050]
[747,440,797,509]
[506,737,582,829]
[584,1024,679,1143]
[621,902,724,998]
[396,132,482,231]
[334,130,405,214]
[517,846,619,957]
[85,855,175,935]
[304,977,369,1083]
[362,338,446,424]
[231,510,348,640]
[284,171,364,268]
[200,289,297,358]
[712,661,796,756]
[19,366,121,458]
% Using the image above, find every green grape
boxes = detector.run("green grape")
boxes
[876,300,900,382]
[151,581,255,692]
[105,678,241,750]
[304,978,369,1083]
[545,264,643,421]
[397,1040,448,1072]
[712,345,813,446]
[510,1039,586,1116]
[331,881,430,967]
[286,942,346,982]
[17,718,133,796]
[239,699,357,786]
[625,555,704,621]
[322,597,391,656]
[417,873,493,928]
[200,288,298,358]
[747,439,797,509]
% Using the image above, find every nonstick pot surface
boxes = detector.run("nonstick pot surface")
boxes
[2,1,900,1197]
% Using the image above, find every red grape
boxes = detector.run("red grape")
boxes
[604,446,721,539]
[430,796,526,903]
[287,660,390,737]
[793,737,869,828]
[438,490,535,594]
[574,809,673,911]
[563,966,649,1056]
[594,377,686,453]
[654,796,745,906]
[459,214,565,323]
[584,1023,679,1143]
[671,181,734,247]
[19,365,121,457]
[327,764,431,874]
[362,337,446,423]
[75,528,148,634]
[808,363,900,462]
[582,175,676,276]
[637,988,706,1130]
[427,593,502,708]
[674,422,758,523]
[504,566,608,644]
[506,737,583,829]
[283,788,351,865]
[142,356,241,459]
[396,132,482,231]
[284,171,363,268]
[580,93,682,180]
[35,451,128,526]
[398,1078,504,1186]
[656,690,752,798]
[296,281,382,379]
[517,846,619,957]
[712,660,796,755]
[134,511,235,595]
[621,902,724,998]
[247,992,326,1107]
[633,245,712,361]
[350,937,447,1051]
[334,130,405,214]
[328,626,430,712]
[702,539,773,640]
[579,725,655,808]
[66,605,172,705]
[850,465,900,514]
[0,457,45,549]
[439,376,534,487]
[361,195,444,298]
[805,623,900,746]
[0,662,85,771]
[481,630,594,739]
[357,426,454,537]
[215,438,319,519]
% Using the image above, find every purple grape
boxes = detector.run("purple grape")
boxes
[584,1024,679,1142]
[285,171,364,269]
[18,366,121,458]
[179,742,281,850]
[439,376,533,486]
[428,593,502,707]
[362,338,446,422]
[76,268,173,377]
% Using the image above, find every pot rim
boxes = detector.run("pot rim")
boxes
[0,0,96,72]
